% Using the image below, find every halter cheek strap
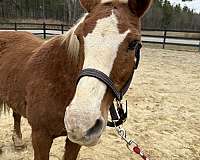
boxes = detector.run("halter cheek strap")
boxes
[134,42,142,70]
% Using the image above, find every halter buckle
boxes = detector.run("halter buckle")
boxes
[107,100,128,127]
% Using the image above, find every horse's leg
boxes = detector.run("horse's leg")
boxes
[63,138,81,160]
[12,111,25,149]
[32,129,53,160]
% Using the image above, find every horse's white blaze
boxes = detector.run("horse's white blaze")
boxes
[101,0,128,3]
[65,12,129,138]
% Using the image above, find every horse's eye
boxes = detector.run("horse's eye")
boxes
[128,41,142,52]
[128,41,138,51]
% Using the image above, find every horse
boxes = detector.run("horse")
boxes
[0,0,152,159]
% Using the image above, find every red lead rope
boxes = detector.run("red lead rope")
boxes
[133,146,149,160]
[114,125,150,160]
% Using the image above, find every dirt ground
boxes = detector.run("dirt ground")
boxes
[0,47,200,160]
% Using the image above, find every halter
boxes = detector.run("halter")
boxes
[77,41,142,127]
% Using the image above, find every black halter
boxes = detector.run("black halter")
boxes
[77,42,142,127]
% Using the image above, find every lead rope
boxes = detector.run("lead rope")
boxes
[114,122,150,160]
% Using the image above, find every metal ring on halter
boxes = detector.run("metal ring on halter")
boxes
[114,125,150,160]
[107,100,128,127]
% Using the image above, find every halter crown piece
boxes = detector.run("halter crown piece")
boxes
[77,41,142,127]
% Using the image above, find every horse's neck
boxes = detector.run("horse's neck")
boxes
[38,35,82,75]
[26,35,83,108]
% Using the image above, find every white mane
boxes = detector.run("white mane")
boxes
[62,14,88,60]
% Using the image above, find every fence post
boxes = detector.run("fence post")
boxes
[61,24,64,34]
[162,30,167,49]
[199,41,200,52]
[43,22,46,39]
[14,22,17,31]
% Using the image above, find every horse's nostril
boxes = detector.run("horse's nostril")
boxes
[86,118,103,136]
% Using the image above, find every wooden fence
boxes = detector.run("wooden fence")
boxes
[142,28,200,50]
[0,22,71,39]
[0,22,200,51]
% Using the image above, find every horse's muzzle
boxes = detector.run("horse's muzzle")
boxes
[64,110,106,146]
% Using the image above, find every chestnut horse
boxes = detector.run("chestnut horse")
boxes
[0,0,152,159]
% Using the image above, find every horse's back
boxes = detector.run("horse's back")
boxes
[0,31,43,59]
[0,31,44,115]
[0,31,43,52]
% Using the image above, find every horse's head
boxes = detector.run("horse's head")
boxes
[64,0,152,146]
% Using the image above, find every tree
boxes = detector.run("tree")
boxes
[0,0,200,31]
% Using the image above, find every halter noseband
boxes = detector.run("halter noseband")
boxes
[77,42,142,127]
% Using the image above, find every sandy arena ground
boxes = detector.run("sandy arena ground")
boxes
[0,47,200,160]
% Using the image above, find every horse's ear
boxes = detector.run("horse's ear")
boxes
[80,0,100,12]
[128,0,153,17]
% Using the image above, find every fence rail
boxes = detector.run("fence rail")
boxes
[0,22,200,51]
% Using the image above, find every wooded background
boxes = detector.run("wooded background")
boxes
[0,0,199,30]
